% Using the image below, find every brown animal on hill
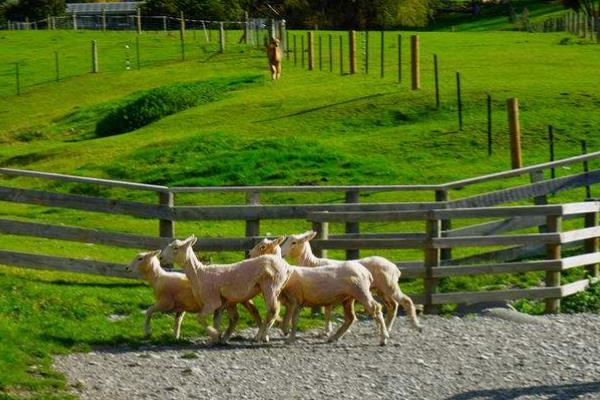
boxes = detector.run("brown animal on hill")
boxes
[267,37,282,80]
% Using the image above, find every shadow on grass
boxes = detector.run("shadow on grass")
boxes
[255,93,387,123]
[446,382,600,400]
[22,277,146,289]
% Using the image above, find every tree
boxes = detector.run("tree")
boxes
[5,0,64,20]
[562,0,599,16]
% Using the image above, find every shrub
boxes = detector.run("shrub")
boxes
[95,76,259,137]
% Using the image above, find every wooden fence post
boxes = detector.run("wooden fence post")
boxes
[179,11,185,60]
[410,35,420,90]
[245,192,260,258]
[279,20,286,52]
[91,40,99,73]
[136,7,142,34]
[397,34,402,83]
[329,34,333,72]
[14,63,20,96]
[349,30,357,74]
[307,31,315,70]
[548,125,555,179]
[219,22,225,53]
[584,209,599,278]
[507,98,523,169]
[244,12,250,44]
[312,215,329,259]
[545,215,562,314]
[339,35,343,75]
[293,34,297,66]
[318,35,322,71]
[435,189,451,262]
[380,30,384,78]
[301,35,305,68]
[101,9,106,32]
[345,190,359,260]
[159,191,175,268]
[47,14,51,30]
[55,51,60,82]
[162,16,167,33]
[582,140,591,199]
[365,30,369,74]
[424,213,441,314]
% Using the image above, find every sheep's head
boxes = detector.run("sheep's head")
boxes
[248,236,285,258]
[126,250,161,273]
[160,235,197,266]
[280,231,317,259]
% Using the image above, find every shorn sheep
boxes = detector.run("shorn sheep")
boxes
[280,231,422,333]
[267,37,282,80]
[126,250,200,339]
[248,238,390,346]
[160,235,291,344]
[127,250,263,340]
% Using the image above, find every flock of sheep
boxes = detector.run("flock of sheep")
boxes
[127,231,422,346]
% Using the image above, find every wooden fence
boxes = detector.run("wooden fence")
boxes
[1,150,600,312]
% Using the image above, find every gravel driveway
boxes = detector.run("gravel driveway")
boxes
[54,313,600,400]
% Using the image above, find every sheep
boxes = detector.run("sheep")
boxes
[280,231,422,334]
[267,37,282,80]
[248,237,389,346]
[128,250,263,342]
[159,235,291,344]
[126,250,200,340]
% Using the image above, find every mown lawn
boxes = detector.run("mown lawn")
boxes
[1,23,600,398]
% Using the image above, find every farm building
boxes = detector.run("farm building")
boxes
[66,1,144,30]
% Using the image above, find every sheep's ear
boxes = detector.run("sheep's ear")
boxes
[183,235,197,247]
[149,249,161,258]
[305,231,317,241]
[274,236,285,246]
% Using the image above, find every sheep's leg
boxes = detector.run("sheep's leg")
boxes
[327,300,356,343]
[144,304,158,338]
[270,64,276,80]
[286,301,301,344]
[174,311,185,340]
[213,308,223,332]
[196,300,223,344]
[280,300,292,336]
[323,306,333,336]
[220,304,239,343]
[395,290,422,332]
[242,300,263,330]
[356,291,389,346]
[276,63,282,79]
[383,296,399,333]
[256,285,281,343]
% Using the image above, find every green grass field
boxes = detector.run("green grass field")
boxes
[2,11,600,397]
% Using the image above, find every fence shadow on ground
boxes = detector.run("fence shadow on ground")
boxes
[446,381,600,400]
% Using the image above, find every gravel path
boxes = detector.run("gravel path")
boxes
[54,313,600,400]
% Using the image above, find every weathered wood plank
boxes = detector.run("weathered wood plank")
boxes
[435,205,565,219]
[560,226,600,244]
[331,233,426,240]
[0,168,169,192]
[561,252,600,270]
[432,286,562,304]
[0,186,169,219]
[169,184,441,193]
[432,260,562,278]
[560,279,590,297]
[312,238,425,250]
[175,202,439,221]
[397,265,425,278]
[562,202,600,215]
[447,171,600,209]
[0,250,139,279]
[433,233,560,248]
[0,219,274,252]
[442,151,600,190]
[309,210,429,222]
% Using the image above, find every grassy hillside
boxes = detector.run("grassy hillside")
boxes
[1,26,600,398]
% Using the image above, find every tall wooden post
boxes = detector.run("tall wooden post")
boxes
[345,190,359,260]
[159,192,175,268]
[136,7,142,34]
[584,210,599,278]
[47,14,51,30]
[244,12,250,45]
[245,192,260,258]
[456,72,463,131]
[507,98,523,169]
[307,31,315,70]
[380,30,384,78]
[424,215,441,314]
[435,190,451,262]
[179,12,185,60]
[312,216,329,259]
[162,16,167,32]
[397,34,402,83]
[582,140,591,199]
[279,20,286,51]
[349,30,357,74]
[72,12,77,30]
[329,34,333,72]
[410,35,420,90]
[91,40,98,73]
[433,54,440,108]
[101,9,106,31]
[219,22,225,53]
[545,215,562,314]
[339,35,343,75]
